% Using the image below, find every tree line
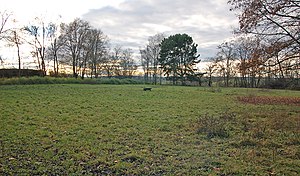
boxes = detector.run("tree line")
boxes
[210,0,299,88]
[0,0,299,89]
[0,13,202,85]
[133,0,300,89]
[0,15,139,79]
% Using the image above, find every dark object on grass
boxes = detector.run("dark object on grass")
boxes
[143,87,152,91]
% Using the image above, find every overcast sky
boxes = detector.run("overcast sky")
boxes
[1,0,238,61]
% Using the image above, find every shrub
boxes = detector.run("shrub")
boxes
[239,139,258,147]
[263,78,300,90]
[205,87,222,93]
[0,77,144,85]
[196,113,236,139]
[99,78,121,84]
[81,79,98,84]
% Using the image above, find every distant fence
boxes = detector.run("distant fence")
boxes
[0,69,44,78]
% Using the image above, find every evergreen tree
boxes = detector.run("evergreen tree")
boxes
[159,33,200,85]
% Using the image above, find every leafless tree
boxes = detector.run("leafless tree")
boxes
[46,22,64,76]
[86,29,109,78]
[120,48,137,77]
[140,33,165,84]
[217,41,237,87]
[204,57,218,87]
[103,45,123,77]
[24,17,54,76]
[5,29,23,76]
[232,35,263,87]
[0,10,11,41]
[59,18,91,78]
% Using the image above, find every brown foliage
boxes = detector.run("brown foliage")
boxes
[228,0,300,44]
[237,95,300,106]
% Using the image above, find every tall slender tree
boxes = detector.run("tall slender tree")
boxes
[6,29,23,77]
[46,22,63,77]
[87,29,109,78]
[24,17,50,76]
[217,41,238,87]
[77,28,108,79]
[140,33,165,84]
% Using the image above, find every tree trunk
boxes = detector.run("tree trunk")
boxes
[17,43,21,77]
[208,74,212,87]
[276,55,285,79]
[72,54,77,78]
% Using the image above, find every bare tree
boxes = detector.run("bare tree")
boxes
[217,41,237,87]
[140,33,165,84]
[79,30,94,79]
[103,45,123,77]
[140,48,151,82]
[46,22,63,76]
[204,57,218,87]
[24,17,55,76]
[59,18,91,78]
[5,29,23,76]
[120,48,137,77]
[232,35,262,87]
[0,11,11,40]
[86,29,109,78]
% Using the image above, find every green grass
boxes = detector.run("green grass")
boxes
[0,84,299,175]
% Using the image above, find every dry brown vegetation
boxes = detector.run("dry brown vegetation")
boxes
[237,96,300,106]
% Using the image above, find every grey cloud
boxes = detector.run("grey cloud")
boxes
[82,0,238,59]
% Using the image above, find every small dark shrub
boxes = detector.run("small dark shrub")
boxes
[252,124,267,139]
[196,113,234,139]
[239,139,257,147]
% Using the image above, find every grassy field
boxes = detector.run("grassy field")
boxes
[0,84,299,175]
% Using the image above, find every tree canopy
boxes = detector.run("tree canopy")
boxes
[159,33,200,85]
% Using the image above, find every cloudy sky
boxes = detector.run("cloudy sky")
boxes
[1,0,238,61]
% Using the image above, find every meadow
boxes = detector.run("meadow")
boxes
[0,84,299,175]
